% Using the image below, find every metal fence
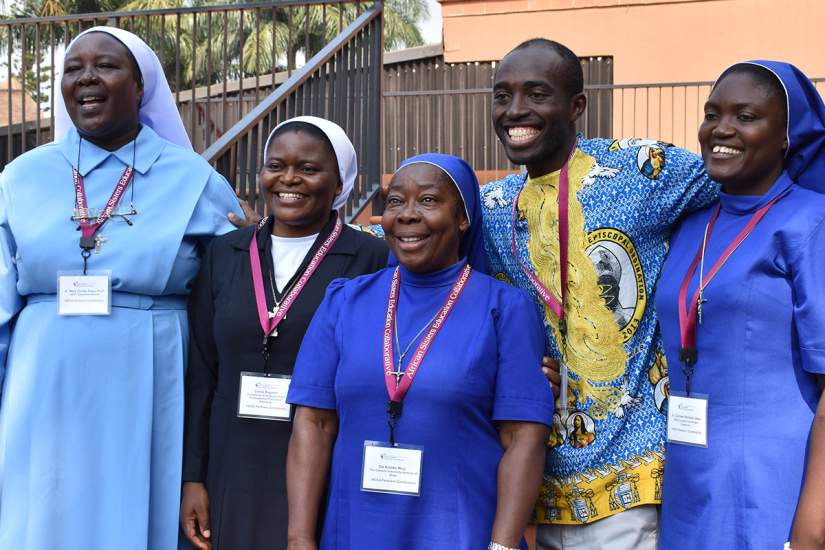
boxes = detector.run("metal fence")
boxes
[0,0,371,170]
[203,3,383,222]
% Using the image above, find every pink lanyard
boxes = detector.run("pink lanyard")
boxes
[677,191,787,395]
[72,165,133,271]
[509,146,574,339]
[382,263,472,444]
[249,216,343,359]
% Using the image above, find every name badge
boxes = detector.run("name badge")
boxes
[237,372,291,421]
[57,271,111,316]
[667,392,709,447]
[361,440,423,496]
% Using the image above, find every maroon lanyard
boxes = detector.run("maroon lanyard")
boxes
[677,191,787,395]
[382,263,472,444]
[509,145,574,337]
[249,216,343,363]
[72,165,133,272]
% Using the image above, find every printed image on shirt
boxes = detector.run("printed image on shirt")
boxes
[585,228,646,341]
[567,411,596,449]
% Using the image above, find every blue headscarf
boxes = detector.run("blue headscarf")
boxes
[741,61,825,192]
[391,153,488,274]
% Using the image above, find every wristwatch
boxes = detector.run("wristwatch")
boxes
[488,542,519,550]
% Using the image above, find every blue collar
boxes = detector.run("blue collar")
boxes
[718,171,794,215]
[58,125,166,176]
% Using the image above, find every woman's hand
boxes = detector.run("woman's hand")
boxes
[227,195,263,228]
[180,481,212,550]
[790,379,825,549]
[542,356,561,399]
[492,421,549,548]
[287,406,339,549]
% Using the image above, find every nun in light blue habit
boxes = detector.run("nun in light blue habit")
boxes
[0,27,241,549]
[656,61,825,549]
[287,153,553,550]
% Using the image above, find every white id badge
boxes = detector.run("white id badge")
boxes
[57,271,111,316]
[361,440,423,496]
[667,392,709,447]
[237,372,292,421]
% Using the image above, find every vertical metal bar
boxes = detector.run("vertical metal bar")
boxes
[238,8,245,121]
[222,10,228,133]
[658,86,662,140]
[190,12,197,149]
[50,23,55,141]
[206,10,212,148]
[159,13,166,69]
[326,47,335,122]
[287,7,294,74]
[254,8,260,106]
[20,25,27,153]
[322,3,327,44]
[370,9,384,215]
[304,4,310,63]
[270,6,277,80]
[6,26,12,161]
[35,23,42,147]
[175,13,181,106]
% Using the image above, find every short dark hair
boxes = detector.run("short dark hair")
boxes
[715,63,787,120]
[266,120,337,161]
[509,38,583,97]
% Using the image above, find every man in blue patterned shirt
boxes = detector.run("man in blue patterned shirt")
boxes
[482,39,716,549]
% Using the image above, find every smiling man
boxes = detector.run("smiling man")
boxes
[480,39,717,549]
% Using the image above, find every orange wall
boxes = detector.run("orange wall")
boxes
[440,0,825,84]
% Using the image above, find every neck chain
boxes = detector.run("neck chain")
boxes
[697,220,711,324]
[266,248,302,319]
[392,305,441,385]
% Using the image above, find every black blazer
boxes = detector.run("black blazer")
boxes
[182,212,387,549]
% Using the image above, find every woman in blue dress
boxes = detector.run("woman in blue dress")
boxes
[656,61,825,549]
[286,153,554,550]
[0,27,240,549]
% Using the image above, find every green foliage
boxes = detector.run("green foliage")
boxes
[2,0,429,106]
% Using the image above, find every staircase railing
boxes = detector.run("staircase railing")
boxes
[203,2,382,223]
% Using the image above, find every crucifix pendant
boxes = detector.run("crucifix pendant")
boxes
[392,362,405,385]
[94,234,107,254]
[268,305,279,319]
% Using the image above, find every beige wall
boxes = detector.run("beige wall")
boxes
[440,0,825,83]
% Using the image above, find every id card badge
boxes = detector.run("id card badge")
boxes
[237,372,292,421]
[57,270,111,316]
[361,440,423,496]
[667,391,709,447]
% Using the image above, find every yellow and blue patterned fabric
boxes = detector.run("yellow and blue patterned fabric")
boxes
[480,137,717,525]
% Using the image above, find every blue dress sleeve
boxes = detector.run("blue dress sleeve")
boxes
[185,170,244,238]
[492,287,554,425]
[0,172,23,391]
[287,278,347,410]
[791,217,825,375]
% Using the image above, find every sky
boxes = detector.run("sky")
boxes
[420,0,444,45]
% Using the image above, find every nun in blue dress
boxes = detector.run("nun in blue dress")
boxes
[286,154,554,550]
[656,62,825,549]
[0,27,240,549]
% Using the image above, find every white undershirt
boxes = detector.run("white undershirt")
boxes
[270,233,319,292]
